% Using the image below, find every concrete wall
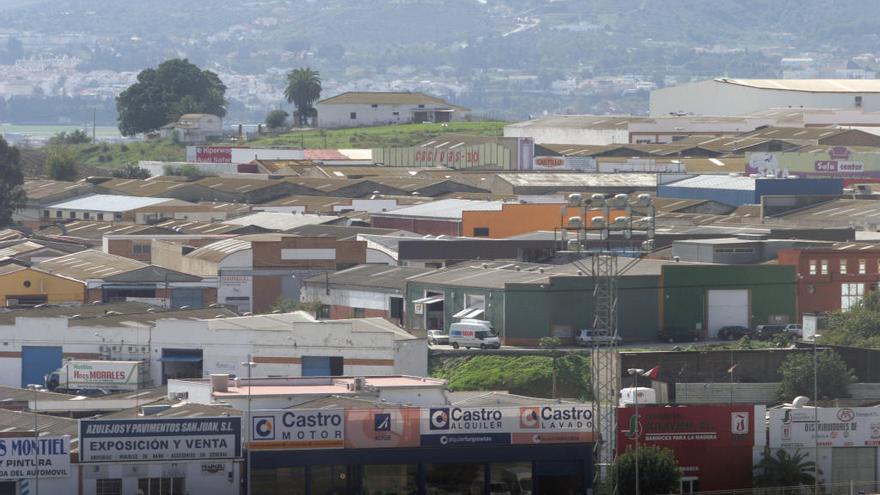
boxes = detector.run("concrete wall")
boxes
[674,382,778,404]
[80,459,241,495]
[317,103,468,128]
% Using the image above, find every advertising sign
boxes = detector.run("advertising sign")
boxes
[617,405,764,491]
[65,360,139,390]
[531,156,597,171]
[79,417,241,463]
[747,149,880,177]
[419,405,594,447]
[769,407,880,448]
[249,409,345,450]
[345,408,420,449]
[187,146,233,163]
[0,436,71,480]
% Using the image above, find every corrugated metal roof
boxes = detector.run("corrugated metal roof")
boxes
[224,212,337,230]
[372,199,504,220]
[718,78,880,93]
[35,249,146,281]
[304,264,434,291]
[49,194,179,212]
[664,175,756,191]
[317,91,470,111]
[505,115,649,129]
[496,173,657,188]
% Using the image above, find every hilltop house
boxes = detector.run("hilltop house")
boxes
[160,113,223,143]
[315,92,471,128]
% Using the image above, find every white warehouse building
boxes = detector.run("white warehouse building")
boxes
[316,91,471,128]
[0,310,427,389]
[651,78,880,116]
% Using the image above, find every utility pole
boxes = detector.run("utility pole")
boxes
[627,368,644,495]
[92,108,96,144]
[241,356,257,495]
[27,384,41,495]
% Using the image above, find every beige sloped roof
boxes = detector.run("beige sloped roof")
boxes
[318,91,470,111]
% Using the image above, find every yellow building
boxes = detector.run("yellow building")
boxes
[0,264,85,307]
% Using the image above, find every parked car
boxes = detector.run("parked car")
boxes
[427,330,449,345]
[783,324,803,338]
[659,327,701,343]
[575,328,622,346]
[717,325,753,341]
[449,319,501,349]
[755,324,786,340]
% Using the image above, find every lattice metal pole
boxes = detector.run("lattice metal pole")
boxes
[592,252,620,495]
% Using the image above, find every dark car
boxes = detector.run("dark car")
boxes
[755,324,786,340]
[718,325,753,341]
[659,327,701,343]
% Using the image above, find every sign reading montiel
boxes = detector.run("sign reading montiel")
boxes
[79,417,241,463]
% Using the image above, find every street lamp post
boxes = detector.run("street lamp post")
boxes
[241,356,257,495]
[627,368,644,495]
[812,334,822,495]
[27,384,41,495]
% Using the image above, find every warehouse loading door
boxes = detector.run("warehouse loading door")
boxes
[171,288,204,309]
[21,346,63,388]
[831,447,876,494]
[706,289,749,339]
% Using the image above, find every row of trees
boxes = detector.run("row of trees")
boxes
[115,58,323,136]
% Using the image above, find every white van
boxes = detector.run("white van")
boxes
[448,319,501,349]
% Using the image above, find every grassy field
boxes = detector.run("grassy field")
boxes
[248,121,508,148]
[71,140,187,169]
[430,354,591,399]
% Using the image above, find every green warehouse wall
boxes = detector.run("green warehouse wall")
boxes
[405,283,505,335]
[661,265,797,338]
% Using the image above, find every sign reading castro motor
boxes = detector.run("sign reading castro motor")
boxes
[0,436,71,481]
[249,409,345,450]
[420,405,595,446]
[79,417,242,463]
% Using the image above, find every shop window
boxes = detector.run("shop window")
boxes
[302,356,344,376]
[491,461,533,495]
[821,260,829,275]
[55,210,62,218]
[354,307,365,318]
[68,211,76,219]
[809,260,817,275]
[860,259,867,274]
[840,260,848,275]
[319,304,331,319]
[97,212,104,221]
[114,212,123,220]
[842,283,865,311]
[371,104,378,108]
[133,243,151,256]
[393,111,400,116]
[350,112,357,120]
[95,479,123,495]
[252,468,305,495]
[42,210,49,219]
[363,464,417,494]
[310,465,350,494]
[137,478,185,495]
[83,211,91,220]
[426,463,484,494]
[473,227,490,237]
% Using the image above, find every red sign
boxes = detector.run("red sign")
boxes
[617,405,761,491]
[195,146,232,163]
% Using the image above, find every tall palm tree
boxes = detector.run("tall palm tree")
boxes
[754,448,818,494]
[283,68,322,127]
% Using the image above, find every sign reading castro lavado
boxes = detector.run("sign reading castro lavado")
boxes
[79,417,241,463]
[420,405,595,446]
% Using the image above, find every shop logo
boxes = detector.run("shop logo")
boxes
[731,412,749,435]
[201,463,225,475]
[829,147,850,160]
[520,407,540,429]
[253,416,275,440]
[374,413,391,432]
[838,408,856,422]
[871,423,880,439]
[625,414,642,439]
[429,408,450,430]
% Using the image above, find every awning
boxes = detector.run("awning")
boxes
[453,307,485,319]
[159,356,203,363]
[413,295,444,305]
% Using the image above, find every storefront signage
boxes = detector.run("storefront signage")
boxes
[419,405,595,447]
[0,436,71,480]
[769,407,880,448]
[532,156,597,171]
[747,149,878,177]
[249,409,345,450]
[345,408,421,449]
[79,417,241,463]
[187,146,233,163]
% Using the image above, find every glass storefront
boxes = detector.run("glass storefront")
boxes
[252,467,306,495]
[425,463,484,494]
[362,464,417,495]
[490,462,532,495]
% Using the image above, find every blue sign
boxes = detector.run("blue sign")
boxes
[79,417,242,463]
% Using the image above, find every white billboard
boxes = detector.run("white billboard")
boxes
[769,407,880,448]
[0,436,71,480]
[64,360,139,390]
[79,417,242,463]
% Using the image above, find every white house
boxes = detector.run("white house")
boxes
[159,113,224,143]
[315,92,471,128]
[650,78,880,116]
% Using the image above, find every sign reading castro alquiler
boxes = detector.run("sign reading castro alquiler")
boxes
[79,417,241,463]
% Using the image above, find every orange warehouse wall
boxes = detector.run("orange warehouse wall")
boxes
[461,204,629,239]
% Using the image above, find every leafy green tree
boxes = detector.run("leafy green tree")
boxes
[778,349,854,401]
[111,164,151,179]
[162,164,208,179]
[612,445,680,495]
[283,68,322,126]
[49,129,91,145]
[823,291,880,347]
[265,109,289,130]
[0,137,26,226]
[754,448,817,492]
[116,58,227,136]
[46,147,78,181]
